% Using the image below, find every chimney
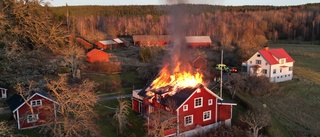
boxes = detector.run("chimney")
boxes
[264,45,269,50]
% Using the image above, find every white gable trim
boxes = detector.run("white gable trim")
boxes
[176,86,222,111]
[13,93,58,113]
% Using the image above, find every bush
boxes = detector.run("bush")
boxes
[87,61,121,73]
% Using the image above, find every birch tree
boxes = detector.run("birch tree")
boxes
[43,75,100,137]
[240,109,270,137]
[113,98,131,135]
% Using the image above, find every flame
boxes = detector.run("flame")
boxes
[150,62,204,90]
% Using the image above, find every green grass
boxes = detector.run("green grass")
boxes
[95,99,145,137]
[239,43,320,136]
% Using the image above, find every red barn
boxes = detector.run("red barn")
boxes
[6,92,58,129]
[86,49,109,63]
[185,36,212,48]
[132,84,236,136]
[132,35,172,46]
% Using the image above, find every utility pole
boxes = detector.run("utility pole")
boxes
[220,50,223,98]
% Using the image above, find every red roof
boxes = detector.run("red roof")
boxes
[86,49,109,63]
[259,48,294,65]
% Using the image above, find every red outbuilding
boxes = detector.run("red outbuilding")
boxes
[94,40,117,50]
[76,37,93,50]
[6,92,58,129]
[185,36,212,48]
[86,49,109,63]
[192,56,207,71]
[132,84,236,136]
[132,35,172,46]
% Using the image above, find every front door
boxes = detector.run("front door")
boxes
[1,89,6,98]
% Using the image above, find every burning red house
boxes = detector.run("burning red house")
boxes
[132,62,236,136]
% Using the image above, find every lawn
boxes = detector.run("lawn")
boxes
[95,99,145,137]
[240,43,320,136]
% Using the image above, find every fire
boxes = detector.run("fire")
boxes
[150,62,204,90]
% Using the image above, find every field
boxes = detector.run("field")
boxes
[241,43,320,136]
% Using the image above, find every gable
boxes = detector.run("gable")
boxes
[8,92,58,112]
[258,50,278,65]
[176,86,222,110]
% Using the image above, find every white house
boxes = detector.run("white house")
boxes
[242,46,294,82]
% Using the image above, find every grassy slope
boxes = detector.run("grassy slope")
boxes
[243,43,320,136]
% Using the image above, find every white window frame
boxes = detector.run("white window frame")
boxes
[289,67,293,71]
[27,114,39,123]
[30,99,42,107]
[194,97,203,108]
[273,69,276,74]
[203,110,211,121]
[183,105,188,111]
[184,115,193,126]
[263,69,267,74]
[208,99,213,106]
[256,60,261,65]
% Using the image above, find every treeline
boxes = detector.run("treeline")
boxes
[51,4,320,63]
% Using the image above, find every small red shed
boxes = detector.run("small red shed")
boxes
[76,37,93,50]
[192,56,207,71]
[86,49,109,63]
[6,92,58,129]
[94,40,117,50]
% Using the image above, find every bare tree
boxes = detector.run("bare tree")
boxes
[0,121,13,137]
[240,109,270,137]
[113,98,131,135]
[225,73,245,99]
[43,75,100,137]
[61,43,85,78]
[145,99,177,137]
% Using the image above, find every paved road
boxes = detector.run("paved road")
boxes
[0,94,132,115]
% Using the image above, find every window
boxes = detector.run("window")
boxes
[184,115,193,126]
[265,63,268,66]
[289,67,293,71]
[149,106,154,113]
[280,59,286,64]
[156,95,161,103]
[183,105,188,111]
[250,61,252,64]
[280,68,282,73]
[194,97,203,108]
[273,69,276,74]
[256,60,261,64]
[208,99,213,106]
[257,54,260,57]
[203,111,211,121]
[31,100,42,107]
[263,69,267,74]
[27,114,38,123]
[288,74,291,76]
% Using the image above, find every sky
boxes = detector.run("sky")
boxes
[48,0,320,7]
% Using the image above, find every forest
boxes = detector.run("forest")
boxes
[51,3,320,64]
